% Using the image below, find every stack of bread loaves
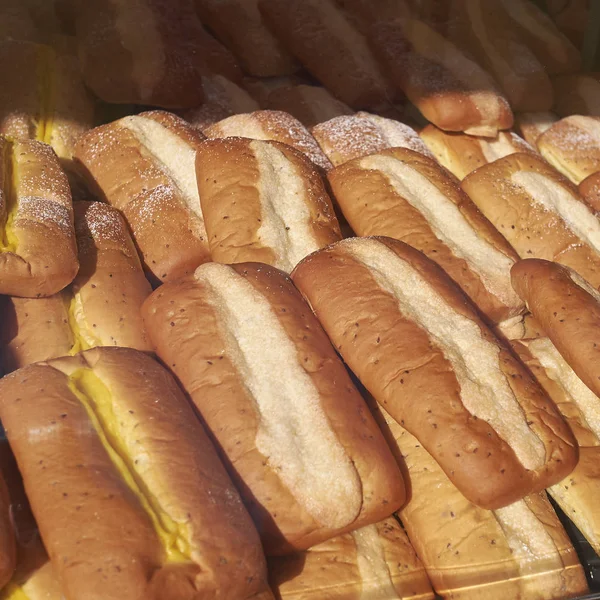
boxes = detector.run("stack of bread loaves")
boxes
[0,0,599,599]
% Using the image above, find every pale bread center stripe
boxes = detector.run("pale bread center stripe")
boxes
[359,155,519,308]
[357,113,434,158]
[569,115,600,140]
[494,499,559,559]
[252,140,321,272]
[343,238,545,470]
[113,0,164,100]
[511,171,600,253]
[403,20,501,125]
[208,116,268,141]
[479,133,524,163]
[196,263,362,528]
[352,525,400,600]
[568,268,600,303]
[500,0,568,64]
[121,116,205,229]
[528,337,600,439]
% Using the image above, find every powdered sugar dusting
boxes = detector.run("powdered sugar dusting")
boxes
[541,116,600,155]
[357,112,434,158]
[313,115,389,165]
[207,110,333,171]
[75,202,130,252]
[17,196,72,233]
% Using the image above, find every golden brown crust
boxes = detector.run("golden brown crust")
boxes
[511,258,600,399]
[0,138,78,297]
[327,148,523,324]
[204,110,332,171]
[196,137,341,272]
[511,337,600,556]
[552,73,600,118]
[0,347,271,600]
[0,294,72,373]
[1,201,152,372]
[450,0,554,112]
[369,17,513,136]
[368,405,588,600]
[142,263,406,554]
[537,115,600,184]
[579,170,600,212]
[292,237,578,509]
[193,0,297,77]
[268,517,434,600]
[419,124,536,180]
[71,201,152,350]
[312,113,433,167]
[515,111,560,148]
[73,113,211,285]
[258,0,395,109]
[265,85,352,128]
[461,152,600,288]
[74,0,240,108]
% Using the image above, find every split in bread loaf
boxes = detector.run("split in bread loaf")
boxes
[142,262,406,554]
[196,137,341,272]
[0,347,272,600]
[327,149,524,325]
[74,110,211,285]
[292,237,578,509]
[0,137,77,297]
[462,152,600,288]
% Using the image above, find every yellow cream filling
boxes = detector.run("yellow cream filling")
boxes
[0,583,30,600]
[35,46,55,145]
[0,143,19,254]
[63,291,100,356]
[68,369,191,563]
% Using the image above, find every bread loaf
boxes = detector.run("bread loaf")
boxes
[269,517,434,600]
[1,201,153,372]
[515,111,559,147]
[369,17,513,136]
[193,0,296,77]
[73,0,240,107]
[420,125,536,179]
[579,170,600,212]
[451,0,554,112]
[327,149,524,324]
[258,0,395,109]
[511,335,600,556]
[292,237,578,509]
[74,111,211,284]
[142,262,406,554]
[0,138,77,297]
[204,110,332,170]
[312,113,433,167]
[196,137,341,272]
[373,405,588,600]
[461,152,600,287]
[537,115,600,184]
[0,348,272,600]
